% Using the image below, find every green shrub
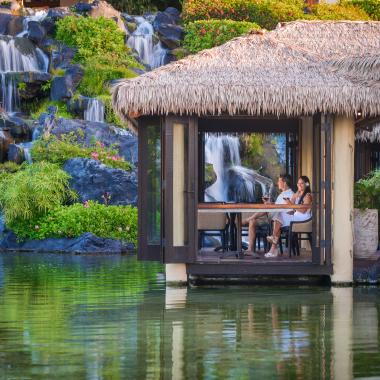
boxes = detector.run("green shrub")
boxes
[345,0,380,20]
[77,56,137,97]
[182,0,305,30]
[12,201,138,245]
[98,94,125,127]
[107,0,181,13]
[183,19,260,53]
[31,133,133,171]
[182,0,371,29]
[30,100,74,120]
[309,2,370,20]
[0,162,77,227]
[0,161,22,174]
[354,170,380,210]
[56,16,130,63]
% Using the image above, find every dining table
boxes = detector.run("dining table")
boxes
[198,203,310,256]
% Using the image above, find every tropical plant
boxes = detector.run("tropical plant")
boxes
[354,170,380,210]
[183,19,260,53]
[345,0,380,20]
[0,162,77,227]
[31,133,133,171]
[12,201,138,244]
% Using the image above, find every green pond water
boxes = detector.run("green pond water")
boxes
[0,254,379,380]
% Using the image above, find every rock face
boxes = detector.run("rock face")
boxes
[0,13,24,36]
[88,0,125,32]
[27,21,46,44]
[49,118,138,164]
[0,231,135,253]
[7,143,25,164]
[3,114,32,139]
[50,75,73,101]
[64,158,137,206]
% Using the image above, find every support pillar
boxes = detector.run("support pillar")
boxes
[332,116,354,284]
[166,264,188,284]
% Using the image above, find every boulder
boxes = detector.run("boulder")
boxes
[14,71,52,100]
[64,158,137,206]
[49,118,138,164]
[121,12,134,23]
[7,143,25,164]
[88,0,125,32]
[50,75,73,101]
[0,127,14,162]
[40,17,56,36]
[156,24,183,49]
[3,115,32,139]
[51,43,77,69]
[0,231,135,253]
[46,7,72,21]
[164,7,180,20]
[0,13,24,36]
[73,2,93,13]
[27,21,47,44]
[65,64,83,90]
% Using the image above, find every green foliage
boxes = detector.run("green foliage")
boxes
[30,100,74,120]
[56,16,129,63]
[77,56,138,97]
[309,2,370,20]
[0,162,77,227]
[17,82,26,91]
[345,0,380,20]
[98,94,125,127]
[0,161,22,174]
[183,19,260,53]
[31,133,133,171]
[354,170,380,210]
[40,80,52,92]
[13,201,138,245]
[183,0,306,30]
[182,0,373,29]
[107,0,181,13]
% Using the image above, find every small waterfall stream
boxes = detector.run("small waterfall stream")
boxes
[127,16,168,69]
[15,126,42,164]
[17,10,48,38]
[0,35,48,112]
[84,98,105,123]
[204,134,274,202]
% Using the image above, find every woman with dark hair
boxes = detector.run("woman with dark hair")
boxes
[265,176,312,258]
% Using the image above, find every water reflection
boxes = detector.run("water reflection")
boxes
[0,254,379,379]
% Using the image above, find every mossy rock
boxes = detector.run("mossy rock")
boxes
[126,22,137,32]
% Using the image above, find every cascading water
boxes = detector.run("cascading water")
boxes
[17,10,48,38]
[15,126,42,164]
[84,98,105,123]
[204,134,274,202]
[0,35,49,112]
[127,16,168,69]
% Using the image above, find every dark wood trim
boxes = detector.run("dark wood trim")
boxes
[187,263,333,276]
[355,116,380,131]
[137,117,163,262]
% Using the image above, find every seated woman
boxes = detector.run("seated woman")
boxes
[265,176,312,258]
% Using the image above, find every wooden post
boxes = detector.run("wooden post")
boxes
[331,116,355,284]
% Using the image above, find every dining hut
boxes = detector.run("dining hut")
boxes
[113,21,380,285]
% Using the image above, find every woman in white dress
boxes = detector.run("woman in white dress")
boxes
[265,176,312,258]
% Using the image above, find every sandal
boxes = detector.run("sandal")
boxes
[266,235,278,245]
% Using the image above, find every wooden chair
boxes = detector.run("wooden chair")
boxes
[288,218,312,257]
[198,212,229,252]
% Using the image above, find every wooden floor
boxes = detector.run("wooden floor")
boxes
[198,247,312,264]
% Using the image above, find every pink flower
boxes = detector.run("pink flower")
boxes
[111,155,120,161]
[83,201,90,208]
[91,152,99,160]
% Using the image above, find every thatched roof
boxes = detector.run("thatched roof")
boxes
[112,21,380,120]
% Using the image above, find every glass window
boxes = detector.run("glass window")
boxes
[147,125,161,245]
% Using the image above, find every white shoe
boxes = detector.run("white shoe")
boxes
[265,249,279,258]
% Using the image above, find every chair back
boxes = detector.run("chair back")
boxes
[291,218,312,233]
[197,212,227,230]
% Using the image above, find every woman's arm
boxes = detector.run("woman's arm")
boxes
[298,193,312,214]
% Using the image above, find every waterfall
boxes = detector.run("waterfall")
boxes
[127,16,168,69]
[0,35,48,112]
[17,10,48,38]
[14,126,41,164]
[84,98,105,123]
[204,134,274,202]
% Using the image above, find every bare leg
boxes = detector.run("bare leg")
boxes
[268,220,282,253]
[248,218,257,252]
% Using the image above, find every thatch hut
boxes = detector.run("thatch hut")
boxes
[113,21,380,284]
